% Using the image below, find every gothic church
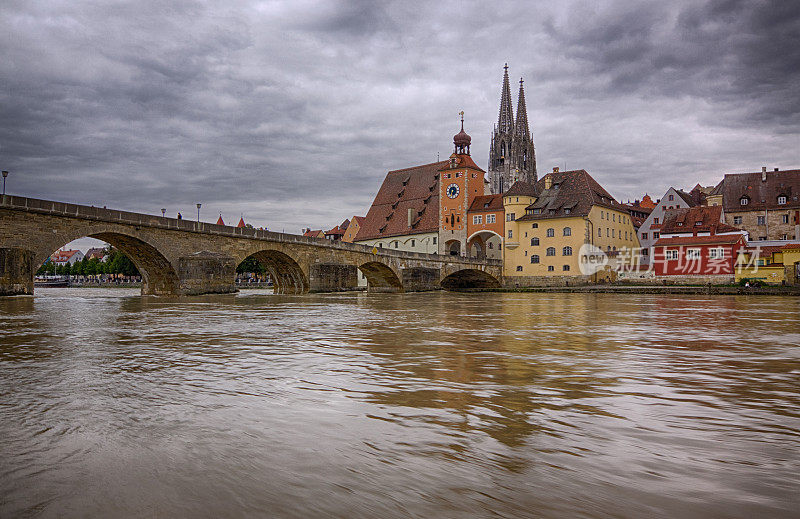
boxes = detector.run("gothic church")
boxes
[488,64,537,194]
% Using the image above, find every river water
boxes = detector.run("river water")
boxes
[1,288,798,518]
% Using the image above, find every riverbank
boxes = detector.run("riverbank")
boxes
[471,284,800,295]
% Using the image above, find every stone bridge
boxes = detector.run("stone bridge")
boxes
[0,195,502,296]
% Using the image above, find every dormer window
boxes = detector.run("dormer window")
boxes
[778,195,787,205]
[695,221,703,226]
[450,158,457,167]
[677,222,683,226]
[533,208,541,214]
[740,196,749,206]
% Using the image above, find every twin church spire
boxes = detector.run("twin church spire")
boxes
[489,64,537,194]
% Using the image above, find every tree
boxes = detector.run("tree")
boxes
[236,256,265,275]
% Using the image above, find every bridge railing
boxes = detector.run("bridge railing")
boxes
[1,194,501,266]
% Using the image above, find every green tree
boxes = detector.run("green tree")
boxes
[237,256,265,275]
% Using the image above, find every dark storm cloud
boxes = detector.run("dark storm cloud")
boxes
[1,0,798,235]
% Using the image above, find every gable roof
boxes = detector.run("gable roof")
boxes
[303,229,325,238]
[237,217,246,228]
[517,169,622,221]
[469,194,504,212]
[710,169,800,211]
[356,160,448,241]
[659,205,743,235]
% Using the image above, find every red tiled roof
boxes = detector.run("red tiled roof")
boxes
[352,216,366,226]
[237,217,246,228]
[437,153,486,174]
[654,234,745,247]
[303,229,325,238]
[356,160,448,241]
[659,205,744,235]
[216,215,225,226]
[781,242,800,250]
[710,168,800,211]
[468,194,503,212]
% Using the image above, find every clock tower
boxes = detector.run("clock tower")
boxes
[439,113,485,256]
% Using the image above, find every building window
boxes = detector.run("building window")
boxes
[565,208,571,214]
[642,233,648,240]
[506,213,516,221]
[782,214,789,224]
[473,215,482,225]
[606,228,609,237]
[709,248,725,259]
[394,241,399,248]
[757,216,766,225]
[411,239,415,247]
[486,214,496,224]
[740,197,749,206]
[531,255,539,264]
[653,232,660,239]
[547,228,555,237]
[601,212,604,220]
[546,247,556,256]
[759,236,767,241]
[516,266,523,272]
[686,249,701,259]
[508,230,513,239]
[598,228,602,237]
[563,246,572,256]
[666,249,678,260]
[653,218,659,224]
[778,196,787,205]
[488,242,493,249]
[531,237,539,246]
[612,229,615,238]
[642,248,649,256]
[563,265,570,271]
[548,265,554,272]
[433,237,436,244]
[733,216,742,225]
[532,223,538,228]
[669,194,674,201]
[563,227,571,236]
[613,214,616,222]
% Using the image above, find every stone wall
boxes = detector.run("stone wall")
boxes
[502,274,593,287]
[655,274,734,285]
[0,248,34,296]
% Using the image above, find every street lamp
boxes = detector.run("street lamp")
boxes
[161,208,166,218]
[2,170,8,199]
[196,203,202,222]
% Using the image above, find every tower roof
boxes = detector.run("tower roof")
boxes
[237,216,246,228]
[497,64,514,134]
[514,78,530,139]
[216,214,225,226]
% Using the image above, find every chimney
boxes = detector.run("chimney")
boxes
[762,166,767,182]
[774,168,779,172]
[408,208,414,227]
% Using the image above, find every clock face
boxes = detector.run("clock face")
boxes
[446,183,460,199]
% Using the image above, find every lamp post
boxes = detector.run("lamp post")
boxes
[161,208,166,218]
[2,170,8,200]
[196,203,202,222]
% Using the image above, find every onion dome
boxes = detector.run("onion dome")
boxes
[453,111,471,155]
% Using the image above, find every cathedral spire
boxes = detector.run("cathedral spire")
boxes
[497,63,514,134]
[514,78,530,139]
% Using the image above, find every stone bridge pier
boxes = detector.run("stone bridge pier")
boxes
[0,196,503,296]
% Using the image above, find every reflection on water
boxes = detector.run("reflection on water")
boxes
[1,288,798,518]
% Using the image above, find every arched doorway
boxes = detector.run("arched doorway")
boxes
[467,230,502,260]
[446,240,461,256]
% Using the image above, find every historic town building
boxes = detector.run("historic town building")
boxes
[707,167,800,242]
[466,194,504,259]
[355,119,486,257]
[488,64,537,194]
[503,167,639,285]
[638,187,699,264]
[651,205,748,282]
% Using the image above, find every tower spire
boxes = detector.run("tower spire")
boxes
[514,77,530,139]
[497,63,514,134]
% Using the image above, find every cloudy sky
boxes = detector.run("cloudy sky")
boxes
[2,0,799,243]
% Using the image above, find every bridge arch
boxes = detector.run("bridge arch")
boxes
[440,268,501,290]
[240,249,308,294]
[358,261,403,292]
[40,230,179,296]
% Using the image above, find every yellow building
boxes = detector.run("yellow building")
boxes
[503,168,640,285]
[735,243,800,284]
